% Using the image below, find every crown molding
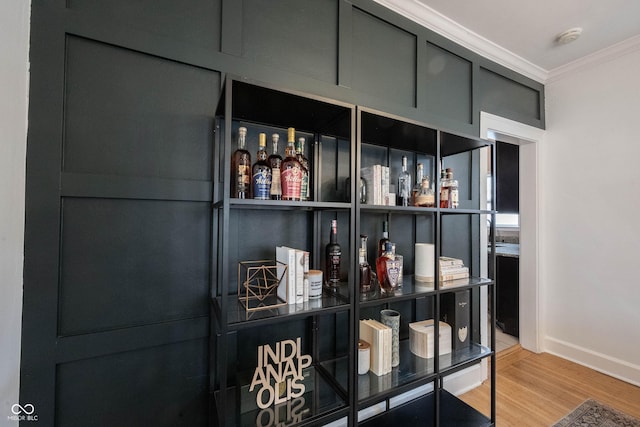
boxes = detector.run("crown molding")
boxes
[546,34,640,84]
[373,0,549,83]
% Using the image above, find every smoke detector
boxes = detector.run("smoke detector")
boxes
[556,27,582,45]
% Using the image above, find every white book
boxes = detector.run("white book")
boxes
[276,246,297,305]
[381,166,390,206]
[361,165,382,205]
[294,249,306,304]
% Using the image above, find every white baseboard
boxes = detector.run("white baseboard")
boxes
[544,336,640,387]
[443,364,484,396]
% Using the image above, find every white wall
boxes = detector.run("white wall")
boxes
[1,1,29,425]
[542,46,640,385]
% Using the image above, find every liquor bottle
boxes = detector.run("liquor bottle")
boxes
[296,137,310,201]
[412,163,424,206]
[397,156,411,206]
[325,219,341,288]
[415,177,435,207]
[378,220,390,258]
[231,126,251,199]
[281,127,303,201]
[376,242,400,295]
[252,133,272,200]
[268,133,282,200]
[359,235,372,293]
[439,169,449,208]
[447,168,459,209]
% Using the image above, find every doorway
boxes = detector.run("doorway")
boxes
[481,111,544,354]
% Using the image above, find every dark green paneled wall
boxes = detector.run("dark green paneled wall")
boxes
[22,1,544,425]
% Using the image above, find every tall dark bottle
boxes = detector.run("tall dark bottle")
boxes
[268,133,283,200]
[325,219,341,288]
[252,133,272,200]
[231,126,251,199]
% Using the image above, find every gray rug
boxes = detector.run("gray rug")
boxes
[553,399,640,427]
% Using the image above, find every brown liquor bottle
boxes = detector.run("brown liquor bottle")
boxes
[378,220,390,258]
[231,126,251,199]
[251,133,272,200]
[296,137,310,201]
[281,127,302,201]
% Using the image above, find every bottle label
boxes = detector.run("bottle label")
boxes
[238,165,250,191]
[300,173,309,200]
[281,165,302,200]
[328,252,341,282]
[252,168,272,200]
[270,168,282,196]
[451,189,459,206]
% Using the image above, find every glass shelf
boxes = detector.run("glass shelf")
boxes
[214,366,347,427]
[359,389,492,426]
[333,275,492,307]
[223,199,352,211]
[319,341,491,407]
[214,290,350,331]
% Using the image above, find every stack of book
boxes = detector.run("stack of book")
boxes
[361,165,393,206]
[409,319,452,359]
[276,246,309,304]
[439,256,469,283]
[359,319,392,376]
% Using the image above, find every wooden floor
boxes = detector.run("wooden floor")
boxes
[459,345,640,426]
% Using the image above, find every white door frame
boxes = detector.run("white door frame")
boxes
[480,112,545,353]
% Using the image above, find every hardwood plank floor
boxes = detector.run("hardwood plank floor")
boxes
[459,345,640,426]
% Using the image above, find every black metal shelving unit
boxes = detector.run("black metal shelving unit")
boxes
[210,76,496,427]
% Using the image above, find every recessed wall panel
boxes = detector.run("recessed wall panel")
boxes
[63,36,218,180]
[59,198,210,336]
[242,0,338,84]
[67,0,221,51]
[352,8,417,107]
[56,338,208,427]
[425,42,472,124]
[479,67,541,122]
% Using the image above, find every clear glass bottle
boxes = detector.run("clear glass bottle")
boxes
[397,156,411,207]
[251,133,272,200]
[296,137,310,201]
[376,242,400,295]
[447,168,459,209]
[281,127,302,201]
[439,168,449,208]
[378,220,390,258]
[412,163,424,206]
[230,126,251,199]
[359,235,372,293]
[415,177,435,207]
[325,219,341,287]
[268,133,282,200]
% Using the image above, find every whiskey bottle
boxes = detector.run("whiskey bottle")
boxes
[231,126,251,199]
[415,177,435,207]
[252,133,272,200]
[412,163,424,206]
[268,133,282,200]
[281,127,303,201]
[359,235,372,293]
[378,220,390,258]
[325,219,341,288]
[397,155,411,207]
[376,242,400,295]
[296,137,310,201]
[439,169,449,208]
[447,168,459,209]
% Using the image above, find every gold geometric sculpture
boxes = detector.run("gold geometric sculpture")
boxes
[238,260,288,312]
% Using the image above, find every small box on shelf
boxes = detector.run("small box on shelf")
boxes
[238,260,288,312]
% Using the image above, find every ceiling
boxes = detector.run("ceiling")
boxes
[378,0,640,82]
